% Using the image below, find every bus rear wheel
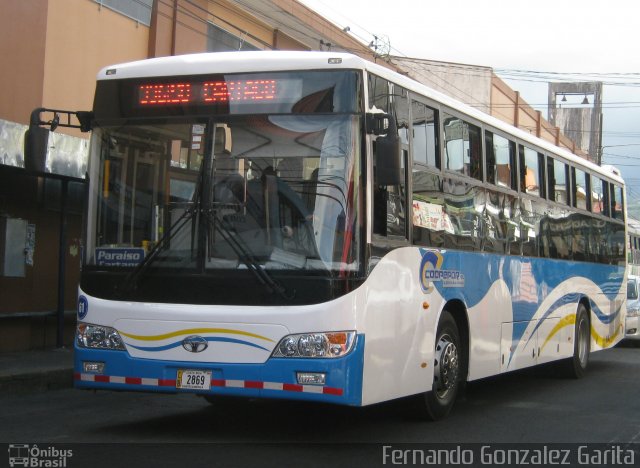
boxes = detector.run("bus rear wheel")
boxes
[563,303,590,378]
[412,310,462,420]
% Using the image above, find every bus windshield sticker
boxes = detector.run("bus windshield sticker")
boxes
[96,247,145,267]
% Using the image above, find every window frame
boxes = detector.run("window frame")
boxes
[441,110,483,182]
[485,130,517,191]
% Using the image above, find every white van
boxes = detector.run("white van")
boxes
[626,275,640,341]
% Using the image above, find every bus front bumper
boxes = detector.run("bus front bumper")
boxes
[74,335,364,406]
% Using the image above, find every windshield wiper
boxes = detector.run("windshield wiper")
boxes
[206,209,295,301]
[116,174,295,301]
[115,161,208,297]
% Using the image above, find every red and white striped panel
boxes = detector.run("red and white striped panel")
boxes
[75,373,343,396]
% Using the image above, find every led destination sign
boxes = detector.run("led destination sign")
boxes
[138,79,277,106]
[92,71,358,119]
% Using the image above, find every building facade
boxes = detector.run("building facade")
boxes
[0,0,586,351]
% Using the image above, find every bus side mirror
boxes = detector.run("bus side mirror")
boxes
[24,109,50,173]
[367,113,402,186]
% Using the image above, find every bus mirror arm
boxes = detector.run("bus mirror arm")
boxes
[367,113,402,186]
[24,107,93,173]
[28,107,93,132]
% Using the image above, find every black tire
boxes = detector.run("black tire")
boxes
[563,303,590,378]
[411,310,462,420]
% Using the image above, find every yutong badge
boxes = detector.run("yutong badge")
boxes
[181,335,208,353]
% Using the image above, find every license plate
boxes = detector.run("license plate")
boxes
[176,369,212,390]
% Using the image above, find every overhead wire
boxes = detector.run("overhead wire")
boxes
[138,1,640,206]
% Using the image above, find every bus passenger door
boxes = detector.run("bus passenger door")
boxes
[130,150,163,247]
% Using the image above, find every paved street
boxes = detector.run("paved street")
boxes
[1,346,639,467]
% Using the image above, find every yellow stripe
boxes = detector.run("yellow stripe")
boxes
[590,326,620,348]
[540,314,575,352]
[541,313,621,351]
[119,328,274,343]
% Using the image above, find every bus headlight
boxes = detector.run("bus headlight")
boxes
[272,331,355,358]
[627,307,640,318]
[76,322,126,350]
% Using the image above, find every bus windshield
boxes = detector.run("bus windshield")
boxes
[87,114,361,276]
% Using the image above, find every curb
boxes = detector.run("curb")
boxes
[0,368,74,396]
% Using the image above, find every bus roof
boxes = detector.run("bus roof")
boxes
[97,51,365,80]
[97,51,622,185]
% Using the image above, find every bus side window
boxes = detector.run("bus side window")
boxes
[519,145,541,197]
[611,184,624,221]
[443,178,481,252]
[591,175,604,214]
[573,168,588,211]
[371,78,409,240]
[548,158,570,205]
[373,142,407,238]
[411,167,444,248]
[443,113,482,181]
[486,131,515,190]
[411,100,439,168]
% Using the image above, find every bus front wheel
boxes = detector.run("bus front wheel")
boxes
[412,310,462,420]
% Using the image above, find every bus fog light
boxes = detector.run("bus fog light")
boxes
[272,331,355,358]
[76,323,126,350]
[83,361,105,373]
[297,372,326,385]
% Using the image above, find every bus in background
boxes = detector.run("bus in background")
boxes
[27,51,626,420]
[627,217,640,276]
[625,217,640,342]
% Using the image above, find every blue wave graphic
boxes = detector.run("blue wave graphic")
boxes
[126,337,270,352]
[525,293,582,343]
[419,249,624,368]
[590,301,622,324]
[523,293,622,352]
[427,251,624,312]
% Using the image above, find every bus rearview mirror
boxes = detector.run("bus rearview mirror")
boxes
[24,124,49,173]
[370,113,402,186]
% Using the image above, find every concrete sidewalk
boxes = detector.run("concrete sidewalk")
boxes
[0,347,74,395]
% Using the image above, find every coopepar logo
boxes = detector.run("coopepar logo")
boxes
[419,249,464,292]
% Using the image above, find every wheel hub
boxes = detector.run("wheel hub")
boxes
[434,334,459,397]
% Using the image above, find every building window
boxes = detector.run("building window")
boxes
[207,23,259,52]
[94,0,153,26]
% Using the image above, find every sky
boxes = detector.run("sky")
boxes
[300,0,640,212]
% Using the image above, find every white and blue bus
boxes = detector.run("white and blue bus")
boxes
[66,51,625,419]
